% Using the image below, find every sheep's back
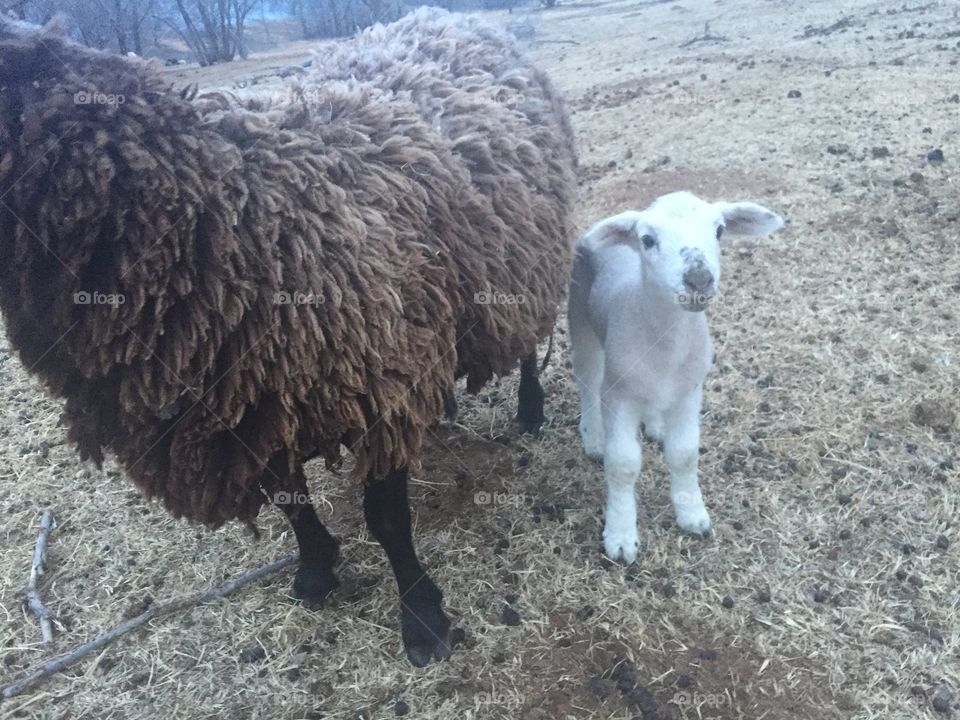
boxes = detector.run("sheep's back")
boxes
[308,8,578,389]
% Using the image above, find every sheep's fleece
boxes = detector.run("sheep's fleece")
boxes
[0,10,577,525]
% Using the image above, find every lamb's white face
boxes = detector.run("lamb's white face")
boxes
[631,191,784,312]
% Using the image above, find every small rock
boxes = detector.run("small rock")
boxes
[501,605,522,626]
[913,400,955,431]
[895,569,908,581]
[625,685,657,712]
[394,700,410,717]
[239,645,266,663]
[787,89,802,98]
[927,148,945,162]
[677,674,694,688]
[907,574,924,588]
[756,588,771,603]
[839,529,852,540]
[871,146,890,158]
[932,686,952,713]
[721,595,735,609]
[698,649,717,662]
[837,493,852,506]
[935,535,949,550]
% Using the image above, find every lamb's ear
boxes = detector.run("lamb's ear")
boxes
[584,211,650,251]
[715,202,784,238]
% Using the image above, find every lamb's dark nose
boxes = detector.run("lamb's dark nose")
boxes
[683,264,714,294]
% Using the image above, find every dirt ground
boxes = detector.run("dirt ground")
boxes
[1,0,958,718]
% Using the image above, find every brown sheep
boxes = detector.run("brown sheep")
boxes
[0,8,576,665]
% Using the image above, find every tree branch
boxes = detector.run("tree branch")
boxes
[23,510,55,645]
[2,554,297,701]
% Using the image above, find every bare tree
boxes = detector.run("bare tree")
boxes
[1,0,31,18]
[16,0,156,53]
[95,0,155,54]
[158,0,260,64]
[287,0,402,39]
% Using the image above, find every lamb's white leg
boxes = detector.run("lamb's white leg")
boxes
[570,321,605,461]
[601,397,642,563]
[663,386,711,536]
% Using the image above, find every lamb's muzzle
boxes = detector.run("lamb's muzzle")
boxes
[680,255,715,310]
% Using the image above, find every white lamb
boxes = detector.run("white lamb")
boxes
[568,191,784,563]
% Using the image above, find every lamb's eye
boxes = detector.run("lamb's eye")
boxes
[716,225,725,240]
[640,234,657,249]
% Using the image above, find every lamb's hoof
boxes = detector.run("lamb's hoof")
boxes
[400,598,451,667]
[676,507,712,538]
[291,565,339,609]
[603,527,640,564]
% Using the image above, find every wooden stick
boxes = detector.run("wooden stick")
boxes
[2,554,297,701]
[24,510,54,644]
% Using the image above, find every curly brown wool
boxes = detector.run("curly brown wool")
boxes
[0,10,576,528]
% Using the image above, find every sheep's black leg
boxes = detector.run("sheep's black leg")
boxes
[517,351,545,434]
[276,493,340,608]
[364,466,451,666]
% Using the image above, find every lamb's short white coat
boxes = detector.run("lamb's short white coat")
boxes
[569,191,784,563]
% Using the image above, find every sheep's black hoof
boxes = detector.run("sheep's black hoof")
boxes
[291,564,339,609]
[400,592,451,666]
[516,414,544,436]
[516,394,545,435]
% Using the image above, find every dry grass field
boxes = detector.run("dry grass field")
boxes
[1,0,958,718]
